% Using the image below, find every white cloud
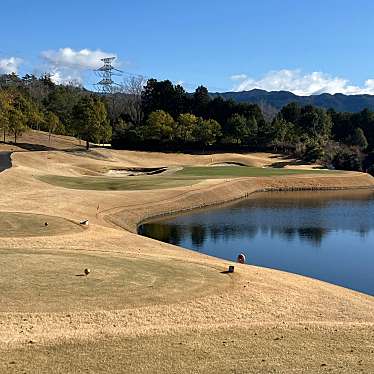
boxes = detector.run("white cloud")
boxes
[230,74,248,81]
[0,57,23,74]
[40,47,119,85]
[48,69,83,86]
[41,47,118,70]
[231,69,374,96]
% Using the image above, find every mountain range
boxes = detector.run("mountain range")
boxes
[211,89,374,113]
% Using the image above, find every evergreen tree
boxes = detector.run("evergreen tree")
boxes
[193,118,221,148]
[72,96,111,149]
[144,110,175,143]
[352,128,368,149]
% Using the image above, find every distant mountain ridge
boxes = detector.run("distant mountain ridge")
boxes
[210,89,374,112]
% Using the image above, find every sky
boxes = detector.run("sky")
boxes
[1,0,374,95]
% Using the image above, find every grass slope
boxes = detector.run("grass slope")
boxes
[0,249,230,313]
[3,325,373,373]
[0,212,83,237]
[37,166,335,191]
[176,165,334,177]
[37,175,200,191]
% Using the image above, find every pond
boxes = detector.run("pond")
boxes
[0,152,12,172]
[139,190,374,296]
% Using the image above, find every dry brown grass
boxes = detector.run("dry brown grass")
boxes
[2,324,374,374]
[0,248,231,313]
[0,212,83,237]
[0,132,374,373]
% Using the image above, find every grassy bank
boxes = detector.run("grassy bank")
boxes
[0,212,83,237]
[175,165,335,178]
[37,166,336,191]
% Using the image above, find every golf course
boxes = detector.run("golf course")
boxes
[1,131,374,373]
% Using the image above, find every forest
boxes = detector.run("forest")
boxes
[0,73,374,173]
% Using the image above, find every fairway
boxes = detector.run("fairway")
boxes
[0,212,84,237]
[37,166,335,191]
[0,249,231,313]
[37,175,200,190]
[175,165,335,178]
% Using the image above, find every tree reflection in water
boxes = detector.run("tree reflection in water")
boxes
[138,190,374,295]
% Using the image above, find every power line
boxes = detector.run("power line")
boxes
[94,57,122,93]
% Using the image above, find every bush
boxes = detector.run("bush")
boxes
[332,147,363,171]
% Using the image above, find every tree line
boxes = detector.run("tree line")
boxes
[0,73,111,149]
[0,73,374,173]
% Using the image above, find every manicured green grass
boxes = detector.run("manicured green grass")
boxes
[37,175,200,191]
[37,166,337,191]
[175,166,335,178]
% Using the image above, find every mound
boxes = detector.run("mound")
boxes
[0,212,84,237]
[0,249,231,313]
[37,175,199,190]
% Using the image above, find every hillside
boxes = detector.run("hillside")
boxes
[211,89,374,112]
[1,131,374,373]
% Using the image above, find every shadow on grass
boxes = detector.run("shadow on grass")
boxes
[270,159,314,168]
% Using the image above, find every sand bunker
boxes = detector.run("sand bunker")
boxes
[0,212,84,237]
[105,167,168,177]
[210,162,247,167]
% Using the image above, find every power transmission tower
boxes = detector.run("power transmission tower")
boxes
[95,57,122,94]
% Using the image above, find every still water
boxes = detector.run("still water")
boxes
[139,190,374,296]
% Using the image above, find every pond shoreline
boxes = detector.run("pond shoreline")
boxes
[136,184,374,232]
[0,152,12,173]
[139,188,374,296]
[106,172,374,234]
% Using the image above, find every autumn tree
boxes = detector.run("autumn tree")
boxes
[44,111,62,142]
[8,107,26,143]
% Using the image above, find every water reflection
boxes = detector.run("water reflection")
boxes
[140,224,332,247]
[139,190,374,295]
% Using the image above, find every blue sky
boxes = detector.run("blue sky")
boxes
[1,0,374,94]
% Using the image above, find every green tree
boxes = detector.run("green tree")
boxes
[6,91,33,144]
[45,86,86,134]
[8,107,27,143]
[298,106,332,140]
[0,90,11,142]
[144,110,175,143]
[72,96,111,149]
[193,86,210,117]
[224,114,258,146]
[280,102,301,124]
[226,114,248,144]
[112,118,143,148]
[332,147,363,171]
[193,118,221,148]
[45,111,62,142]
[28,107,44,131]
[352,128,368,149]
[141,79,189,118]
[176,113,198,143]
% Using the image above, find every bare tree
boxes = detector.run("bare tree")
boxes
[258,100,278,122]
[120,75,146,125]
